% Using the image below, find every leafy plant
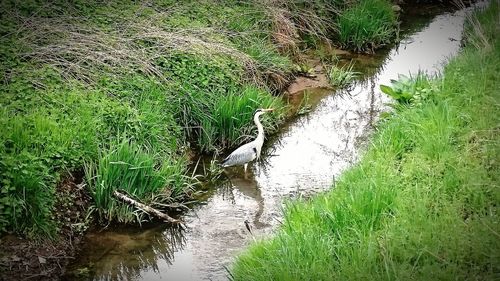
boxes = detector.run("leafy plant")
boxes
[380,73,435,106]
[0,152,56,237]
[157,53,242,94]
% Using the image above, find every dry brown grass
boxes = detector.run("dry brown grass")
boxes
[17,16,264,86]
[267,6,300,54]
[4,1,352,92]
[263,0,340,48]
[1,1,292,91]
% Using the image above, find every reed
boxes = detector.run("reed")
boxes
[199,86,285,152]
[328,61,359,87]
[85,140,187,224]
[336,0,397,52]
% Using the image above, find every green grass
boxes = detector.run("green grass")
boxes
[199,86,285,152]
[328,61,359,87]
[85,140,187,224]
[231,2,500,280]
[337,0,397,52]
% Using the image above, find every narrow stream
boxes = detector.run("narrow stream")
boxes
[67,5,474,281]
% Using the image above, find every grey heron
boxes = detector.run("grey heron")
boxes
[221,108,274,173]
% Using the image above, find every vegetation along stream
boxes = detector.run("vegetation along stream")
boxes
[64,3,481,281]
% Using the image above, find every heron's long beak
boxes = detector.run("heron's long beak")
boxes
[262,108,275,112]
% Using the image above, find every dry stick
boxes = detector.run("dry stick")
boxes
[113,190,180,224]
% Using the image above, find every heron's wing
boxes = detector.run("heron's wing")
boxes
[222,142,257,167]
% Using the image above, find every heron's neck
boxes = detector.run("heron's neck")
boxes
[254,113,264,142]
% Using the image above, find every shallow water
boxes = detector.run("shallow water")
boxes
[68,5,474,281]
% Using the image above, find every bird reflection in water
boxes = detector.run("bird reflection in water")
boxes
[220,169,271,234]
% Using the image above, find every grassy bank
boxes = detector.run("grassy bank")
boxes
[0,0,397,239]
[231,2,499,280]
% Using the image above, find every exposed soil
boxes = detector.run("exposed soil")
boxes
[0,173,91,281]
[285,64,331,95]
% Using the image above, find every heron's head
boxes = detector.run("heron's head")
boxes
[254,108,274,117]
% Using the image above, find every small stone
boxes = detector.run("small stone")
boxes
[392,5,402,13]
[38,256,47,264]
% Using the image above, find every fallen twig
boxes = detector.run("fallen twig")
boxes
[113,190,180,224]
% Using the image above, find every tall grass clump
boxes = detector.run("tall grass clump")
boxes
[328,61,359,87]
[231,2,499,280]
[85,141,187,224]
[155,52,286,152]
[337,0,397,52]
[198,86,285,151]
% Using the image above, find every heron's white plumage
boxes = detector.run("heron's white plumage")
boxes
[221,108,272,171]
[221,141,257,167]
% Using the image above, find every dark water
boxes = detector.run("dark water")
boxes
[67,4,479,281]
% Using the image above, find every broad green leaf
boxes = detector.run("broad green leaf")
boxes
[380,84,396,97]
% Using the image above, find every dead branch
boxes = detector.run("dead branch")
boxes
[113,190,180,224]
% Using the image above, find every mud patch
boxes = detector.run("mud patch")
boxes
[285,64,332,95]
